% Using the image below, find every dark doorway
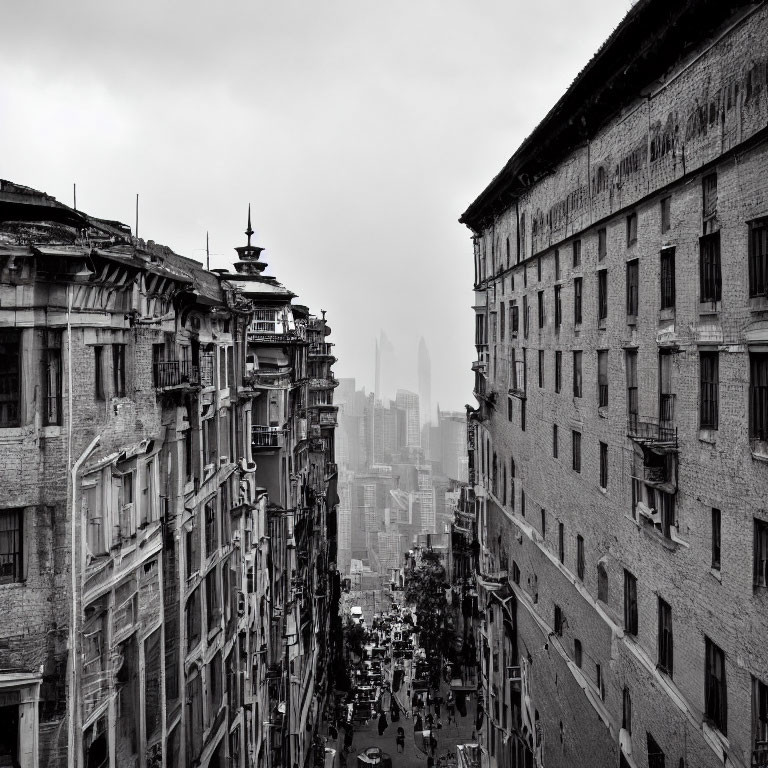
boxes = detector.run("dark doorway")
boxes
[0,703,18,765]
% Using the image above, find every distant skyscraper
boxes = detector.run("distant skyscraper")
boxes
[396,389,420,448]
[375,331,397,404]
[417,337,432,428]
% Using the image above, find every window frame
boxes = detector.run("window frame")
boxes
[711,508,721,571]
[573,351,582,398]
[112,343,127,398]
[576,534,584,581]
[574,277,583,325]
[599,442,608,490]
[626,259,639,318]
[0,508,24,584]
[623,569,638,636]
[699,231,722,305]
[705,636,727,735]
[660,247,676,310]
[597,269,608,323]
[572,430,581,473]
[699,351,719,429]
[657,597,673,676]
[748,218,768,298]
[0,330,22,428]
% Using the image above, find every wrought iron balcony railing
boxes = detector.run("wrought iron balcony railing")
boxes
[153,360,200,389]
[252,425,282,448]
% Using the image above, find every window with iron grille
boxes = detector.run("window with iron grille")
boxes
[699,232,722,304]
[657,597,673,675]
[572,239,582,268]
[660,248,675,310]
[558,522,564,563]
[112,343,126,398]
[598,228,607,261]
[511,303,519,335]
[626,350,638,422]
[624,570,638,635]
[554,285,562,329]
[538,350,544,388]
[554,604,564,635]
[573,351,582,398]
[576,534,584,580]
[572,431,581,473]
[626,213,637,246]
[755,518,768,588]
[555,249,561,280]
[553,424,559,458]
[597,270,608,323]
[749,218,768,298]
[647,733,665,768]
[753,677,768,759]
[711,508,721,571]
[253,308,278,332]
[705,637,727,734]
[700,352,719,429]
[622,687,632,733]
[0,508,23,584]
[599,442,608,490]
[42,331,62,426]
[0,330,21,428]
[538,291,545,329]
[626,260,639,317]
[598,350,608,407]
[661,196,671,233]
[750,353,768,444]
[555,351,562,394]
[702,173,718,224]
[574,277,583,324]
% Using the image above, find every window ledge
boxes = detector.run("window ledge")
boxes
[41,425,62,438]
[598,486,608,496]
[658,308,676,322]
[0,581,26,590]
[749,296,768,312]
[698,429,717,445]
[625,514,641,529]
[698,302,721,316]
[750,442,768,462]
[709,568,722,583]
[598,407,608,419]
[626,316,637,326]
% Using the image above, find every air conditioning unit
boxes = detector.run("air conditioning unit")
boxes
[636,501,653,519]
[203,463,215,477]
[220,456,228,466]
[239,458,257,473]
[507,665,522,683]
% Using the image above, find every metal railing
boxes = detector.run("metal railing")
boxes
[308,342,333,356]
[659,393,675,423]
[153,360,199,388]
[252,425,281,448]
[753,741,768,767]
[628,415,678,447]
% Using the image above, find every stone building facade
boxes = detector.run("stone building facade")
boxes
[461,3,768,768]
[0,181,338,768]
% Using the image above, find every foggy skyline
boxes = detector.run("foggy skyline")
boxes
[0,0,631,409]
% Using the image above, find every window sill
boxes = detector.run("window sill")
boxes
[749,296,768,312]
[626,316,637,327]
[598,486,608,496]
[698,302,721,316]
[0,581,26,589]
[598,407,608,419]
[750,442,768,462]
[709,568,722,583]
[698,429,717,445]
[658,308,676,322]
[597,320,607,331]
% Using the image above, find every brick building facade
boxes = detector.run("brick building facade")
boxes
[461,3,768,767]
[0,181,339,768]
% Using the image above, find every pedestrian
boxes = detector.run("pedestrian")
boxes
[447,702,455,724]
[329,723,338,740]
[435,699,441,718]
[430,734,438,755]
[396,727,405,753]
[427,756,434,768]
[378,711,388,736]
[437,717,443,731]
[414,713,423,732]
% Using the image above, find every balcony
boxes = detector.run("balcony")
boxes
[318,411,337,427]
[244,369,292,390]
[308,342,334,357]
[252,425,282,449]
[627,414,678,450]
[752,743,768,768]
[153,360,200,390]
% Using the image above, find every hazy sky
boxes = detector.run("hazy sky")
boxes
[0,0,629,411]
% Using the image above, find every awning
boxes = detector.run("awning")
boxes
[256,348,290,367]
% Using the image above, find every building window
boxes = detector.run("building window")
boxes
[750,353,768,445]
[702,173,718,225]
[574,639,583,668]
[500,302,505,342]
[597,270,608,323]
[626,213,637,246]
[647,734,665,768]
[0,330,21,428]
[507,397,513,422]
[540,508,546,538]
[572,240,581,268]
[506,236,510,267]
[749,218,768,298]
[661,196,671,233]
[558,522,564,563]
[537,256,542,282]
[555,351,562,394]
[574,277,583,324]
[597,562,608,603]
[699,232,722,305]
[555,249,561,280]
[711,508,721,571]
[538,291,545,329]
[597,350,608,408]
[657,597,673,676]
[186,587,201,652]
[596,664,604,699]
[523,295,529,338]
[660,248,676,310]
[626,259,639,317]
[755,518,768,588]
[538,350,544,388]
[204,501,218,557]
[599,442,608,490]
[624,570,638,635]
[572,431,581,473]
[206,568,221,633]
[94,346,105,400]
[554,604,564,635]
[554,285,562,329]
[42,331,62,426]
[521,489,526,517]
[705,637,727,734]
[112,344,126,398]
[699,352,719,429]
[521,399,526,432]
[622,687,632,734]
[753,677,768,761]
[598,228,607,261]
[511,303,519,335]
[576,534,584,581]
[0,508,23,584]
[626,350,638,424]
[573,351,582,398]
[553,424,558,458]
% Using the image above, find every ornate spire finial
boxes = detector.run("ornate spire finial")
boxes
[246,204,253,246]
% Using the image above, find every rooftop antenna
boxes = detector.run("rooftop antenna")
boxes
[246,203,253,246]
[135,193,139,240]
[206,231,210,271]
[73,183,77,211]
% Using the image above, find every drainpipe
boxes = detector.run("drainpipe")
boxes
[66,282,101,768]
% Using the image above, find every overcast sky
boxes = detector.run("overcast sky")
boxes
[1,0,630,413]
